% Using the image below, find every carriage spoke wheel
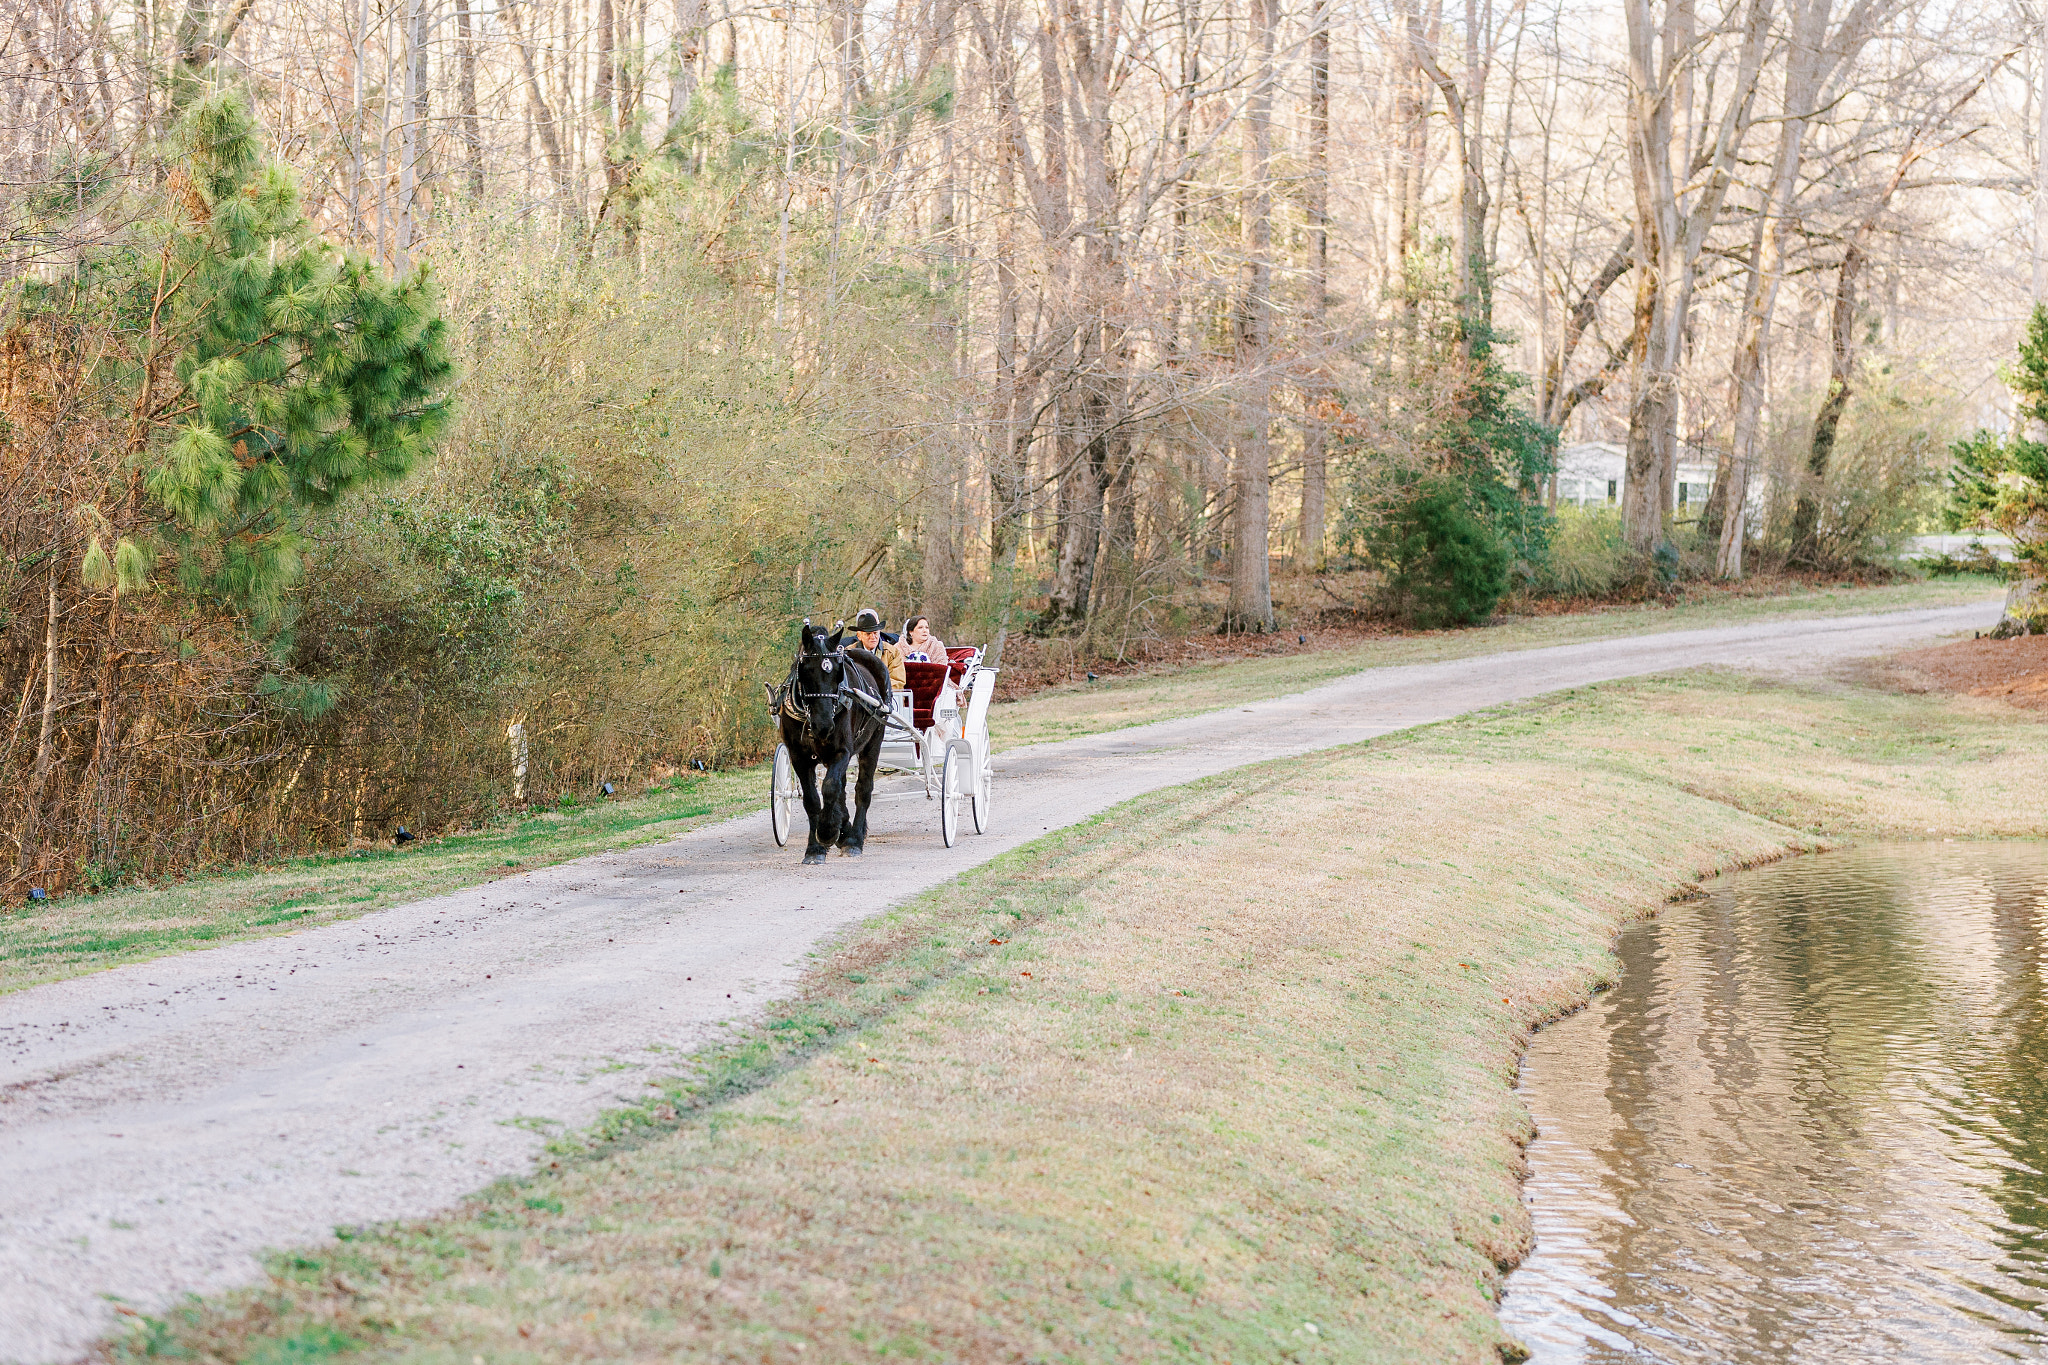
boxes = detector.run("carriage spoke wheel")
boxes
[770,744,798,848]
[970,752,992,835]
[940,740,970,848]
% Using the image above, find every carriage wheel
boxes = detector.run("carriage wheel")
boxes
[940,740,969,848]
[970,751,992,835]
[769,744,798,848]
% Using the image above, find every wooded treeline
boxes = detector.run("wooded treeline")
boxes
[2,0,2038,888]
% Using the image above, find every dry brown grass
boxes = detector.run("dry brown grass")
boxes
[108,671,2048,1365]
[1882,633,2048,709]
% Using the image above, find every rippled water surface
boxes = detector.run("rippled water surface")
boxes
[1500,844,2048,1363]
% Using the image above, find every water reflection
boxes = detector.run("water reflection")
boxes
[1500,844,2048,1363]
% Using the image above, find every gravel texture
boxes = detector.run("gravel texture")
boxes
[0,600,1998,1363]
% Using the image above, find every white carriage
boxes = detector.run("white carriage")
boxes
[770,644,998,849]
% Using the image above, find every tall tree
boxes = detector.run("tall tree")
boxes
[1300,0,1332,570]
[1225,0,1277,633]
[1711,0,1892,576]
[1620,0,1771,551]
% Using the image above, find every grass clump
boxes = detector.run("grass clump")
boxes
[1537,506,1631,598]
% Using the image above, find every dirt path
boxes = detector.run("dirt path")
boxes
[0,601,1998,1362]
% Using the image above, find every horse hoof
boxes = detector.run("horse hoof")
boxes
[802,852,826,865]
[843,845,863,858]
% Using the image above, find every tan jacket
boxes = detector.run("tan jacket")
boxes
[879,640,907,691]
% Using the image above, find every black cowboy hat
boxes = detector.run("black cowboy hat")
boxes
[850,607,884,632]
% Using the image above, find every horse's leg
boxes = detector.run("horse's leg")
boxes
[846,733,880,855]
[794,748,830,864]
[823,750,855,850]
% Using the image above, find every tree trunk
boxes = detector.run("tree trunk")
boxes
[1300,0,1330,571]
[1786,110,1934,566]
[1224,0,1276,633]
[1621,0,1770,552]
[1789,241,1864,565]
[988,132,1031,578]
[921,466,963,637]
[1622,222,1671,551]
[1412,2,1490,346]
[394,0,429,272]
[454,0,485,198]
[1540,233,1631,429]
[1393,1,1427,339]
[2036,5,2048,303]
[1713,13,1827,575]
[1045,408,1105,626]
[666,0,706,144]
[503,0,575,214]
[18,563,60,875]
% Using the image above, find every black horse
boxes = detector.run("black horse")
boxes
[775,622,889,864]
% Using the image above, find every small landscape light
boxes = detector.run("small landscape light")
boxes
[28,887,47,901]
[601,782,616,798]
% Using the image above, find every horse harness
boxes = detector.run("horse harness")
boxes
[769,648,889,744]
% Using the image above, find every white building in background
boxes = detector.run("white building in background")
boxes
[1552,441,1719,513]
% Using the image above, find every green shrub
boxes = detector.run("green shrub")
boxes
[1753,361,1953,571]
[1538,506,1630,597]
[1949,306,2048,585]
[1369,478,1511,628]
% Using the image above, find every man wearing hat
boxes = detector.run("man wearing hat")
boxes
[849,607,907,691]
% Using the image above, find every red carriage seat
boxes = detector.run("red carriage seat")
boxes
[902,660,952,730]
[944,646,976,683]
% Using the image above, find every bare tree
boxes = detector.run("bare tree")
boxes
[1621,0,1772,550]
[1225,0,1277,633]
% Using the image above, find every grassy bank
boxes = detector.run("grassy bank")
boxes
[110,671,2048,1364]
[3,576,1999,993]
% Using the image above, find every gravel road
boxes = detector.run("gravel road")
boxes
[0,601,2000,1361]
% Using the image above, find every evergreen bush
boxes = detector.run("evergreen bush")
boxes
[1948,305,2048,633]
[1369,478,1512,628]
[1949,306,2048,574]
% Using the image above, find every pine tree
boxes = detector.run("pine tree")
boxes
[1948,304,2048,633]
[102,93,454,616]
[1,92,454,888]
[1948,305,2048,572]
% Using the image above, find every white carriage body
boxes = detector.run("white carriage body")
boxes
[876,647,995,796]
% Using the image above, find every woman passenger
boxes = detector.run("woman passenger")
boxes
[900,615,947,662]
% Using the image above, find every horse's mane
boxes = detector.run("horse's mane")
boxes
[842,646,890,702]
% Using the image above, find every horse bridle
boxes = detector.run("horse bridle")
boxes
[781,647,880,744]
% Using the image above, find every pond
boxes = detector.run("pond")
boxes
[1499,843,2048,1363]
